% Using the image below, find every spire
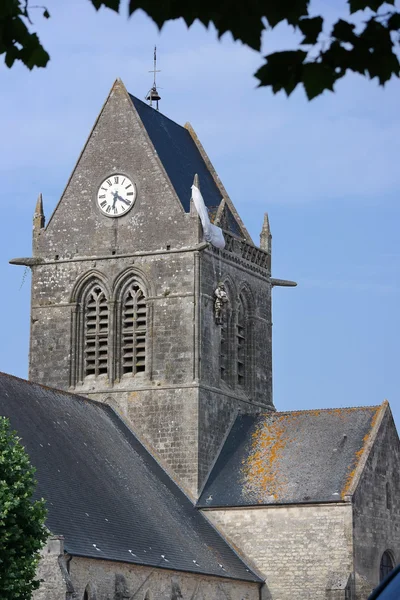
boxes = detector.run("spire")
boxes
[193,173,200,189]
[146,46,161,110]
[33,193,45,230]
[259,212,271,252]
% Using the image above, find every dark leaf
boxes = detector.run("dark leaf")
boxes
[25,45,50,68]
[331,19,356,43]
[5,49,16,68]
[0,0,20,19]
[387,12,400,31]
[124,0,309,50]
[43,9,50,19]
[299,16,323,45]
[323,40,352,72]
[263,0,310,27]
[255,50,307,96]
[91,0,121,11]
[348,0,394,13]
[302,62,336,99]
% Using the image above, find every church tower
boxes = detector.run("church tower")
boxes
[11,80,291,497]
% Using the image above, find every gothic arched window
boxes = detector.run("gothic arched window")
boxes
[84,285,109,377]
[121,281,147,375]
[236,297,246,387]
[380,550,395,582]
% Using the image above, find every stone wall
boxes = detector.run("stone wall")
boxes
[353,407,400,599]
[35,548,261,600]
[34,537,75,600]
[199,248,272,408]
[207,504,354,600]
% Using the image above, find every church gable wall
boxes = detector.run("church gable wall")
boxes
[35,80,197,261]
[207,504,354,600]
[352,407,400,598]
[64,555,260,600]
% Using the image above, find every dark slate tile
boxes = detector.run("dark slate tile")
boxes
[0,372,260,582]
[198,406,381,507]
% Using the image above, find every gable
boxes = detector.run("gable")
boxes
[38,79,250,260]
[40,79,195,258]
[0,372,260,583]
[198,406,383,507]
[348,401,400,503]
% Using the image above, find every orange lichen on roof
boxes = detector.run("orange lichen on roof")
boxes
[341,405,381,499]
[241,414,297,502]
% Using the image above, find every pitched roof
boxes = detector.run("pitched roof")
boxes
[0,373,260,582]
[130,95,242,234]
[198,406,383,508]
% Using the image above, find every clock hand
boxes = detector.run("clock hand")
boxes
[116,194,131,206]
[111,191,118,209]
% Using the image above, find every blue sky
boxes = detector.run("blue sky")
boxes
[0,0,399,429]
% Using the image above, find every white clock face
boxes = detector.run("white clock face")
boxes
[96,174,136,217]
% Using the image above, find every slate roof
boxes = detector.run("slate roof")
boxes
[0,373,260,582]
[130,95,226,215]
[198,406,383,508]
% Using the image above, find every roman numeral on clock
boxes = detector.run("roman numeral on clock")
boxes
[100,200,107,208]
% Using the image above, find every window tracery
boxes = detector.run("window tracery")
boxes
[71,271,149,386]
[121,281,147,375]
[83,285,109,378]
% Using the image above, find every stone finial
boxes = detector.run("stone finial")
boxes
[260,212,271,252]
[33,193,45,230]
[193,173,200,189]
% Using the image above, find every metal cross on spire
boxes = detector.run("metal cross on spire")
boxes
[146,46,161,110]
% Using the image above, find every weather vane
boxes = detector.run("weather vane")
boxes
[146,46,161,110]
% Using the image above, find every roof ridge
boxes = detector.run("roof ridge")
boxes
[262,405,382,417]
[0,371,105,408]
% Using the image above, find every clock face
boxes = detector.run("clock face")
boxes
[96,174,137,217]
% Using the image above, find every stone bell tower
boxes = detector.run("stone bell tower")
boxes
[11,79,295,497]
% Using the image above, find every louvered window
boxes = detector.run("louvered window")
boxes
[84,286,109,377]
[237,299,245,386]
[122,282,147,375]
